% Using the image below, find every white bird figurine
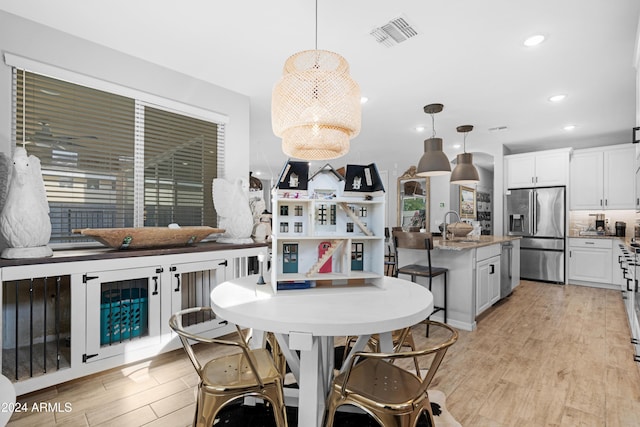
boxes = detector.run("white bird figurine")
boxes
[0,147,53,258]
[212,178,254,244]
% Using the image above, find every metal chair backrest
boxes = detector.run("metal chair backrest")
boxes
[168,306,263,387]
[169,307,288,426]
[339,320,458,398]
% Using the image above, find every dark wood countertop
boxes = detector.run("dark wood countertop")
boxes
[0,241,268,267]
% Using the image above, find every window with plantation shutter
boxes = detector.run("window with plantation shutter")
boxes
[12,69,222,246]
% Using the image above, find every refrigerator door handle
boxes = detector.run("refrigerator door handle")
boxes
[507,244,512,279]
[531,190,537,236]
[528,190,534,236]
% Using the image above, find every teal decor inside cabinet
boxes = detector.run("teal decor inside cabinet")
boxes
[271,161,386,291]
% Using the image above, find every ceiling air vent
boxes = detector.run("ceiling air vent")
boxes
[370,16,418,47]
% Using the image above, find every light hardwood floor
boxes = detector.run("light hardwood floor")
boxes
[6,280,640,427]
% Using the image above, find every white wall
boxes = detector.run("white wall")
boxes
[0,10,250,182]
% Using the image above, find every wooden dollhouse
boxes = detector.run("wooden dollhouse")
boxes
[270,161,386,291]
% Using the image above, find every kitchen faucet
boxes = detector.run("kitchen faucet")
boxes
[442,210,461,241]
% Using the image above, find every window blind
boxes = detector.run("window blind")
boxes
[15,70,135,243]
[142,105,218,227]
[12,69,223,246]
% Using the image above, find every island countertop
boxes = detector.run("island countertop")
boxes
[433,235,521,251]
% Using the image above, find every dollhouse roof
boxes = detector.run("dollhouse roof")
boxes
[309,163,344,182]
[276,160,309,190]
[344,163,385,196]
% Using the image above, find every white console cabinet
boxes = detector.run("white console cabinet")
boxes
[0,243,267,395]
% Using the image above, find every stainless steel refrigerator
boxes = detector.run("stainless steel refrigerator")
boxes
[506,186,565,283]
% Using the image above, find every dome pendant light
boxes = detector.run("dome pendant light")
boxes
[417,103,452,177]
[450,125,480,185]
[271,0,361,160]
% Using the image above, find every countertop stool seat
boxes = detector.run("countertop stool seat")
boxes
[393,230,448,336]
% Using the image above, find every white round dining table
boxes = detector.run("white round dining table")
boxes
[210,275,433,427]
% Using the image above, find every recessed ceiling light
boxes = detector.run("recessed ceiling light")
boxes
[548,94,567,102]
[453,144,461,149]
[415,126,425,132]
[360,96,369,104]
[524,34,545,47]
[563,124,576,131]
[254,171,262,176]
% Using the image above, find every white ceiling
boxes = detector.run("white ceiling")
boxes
[2,0,640,178]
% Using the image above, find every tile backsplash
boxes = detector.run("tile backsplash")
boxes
[569,210,636,237]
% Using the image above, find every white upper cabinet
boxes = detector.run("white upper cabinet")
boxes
[570,151,605,210]
[570,144,635,210]
[505,149,570,189]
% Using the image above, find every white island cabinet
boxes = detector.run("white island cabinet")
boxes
[475,244,501,315]
[0,243,267,395]
[397,235,520,331]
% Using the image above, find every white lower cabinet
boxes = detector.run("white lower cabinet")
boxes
[568,238,613,285]
[0,245,266,395]
[476,245,501,316]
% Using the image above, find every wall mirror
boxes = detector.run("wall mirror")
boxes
[397,166,430,229]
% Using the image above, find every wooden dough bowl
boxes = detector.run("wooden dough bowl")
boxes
[72,226,224,249]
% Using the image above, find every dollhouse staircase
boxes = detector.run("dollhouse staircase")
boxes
[306,239,344,277]
[338,203,373,236]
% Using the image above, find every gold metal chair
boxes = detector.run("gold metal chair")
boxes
[169,307,288,427]
[393,230,448,336]
[342,327,420,373]
[266,332,288,377]
[325,320,458,427]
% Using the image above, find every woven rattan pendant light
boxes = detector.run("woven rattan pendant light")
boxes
[271,0,361,160]
[450,125,480,185]
[417,103,452,177]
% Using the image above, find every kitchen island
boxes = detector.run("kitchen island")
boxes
[397,235,521,331]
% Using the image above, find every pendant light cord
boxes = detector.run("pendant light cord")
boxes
[463,132,467,153]
[430,113,436,139]
[314,0,318,50]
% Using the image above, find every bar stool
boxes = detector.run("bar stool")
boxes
[384,227,397,276]
[393,230,448,336]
